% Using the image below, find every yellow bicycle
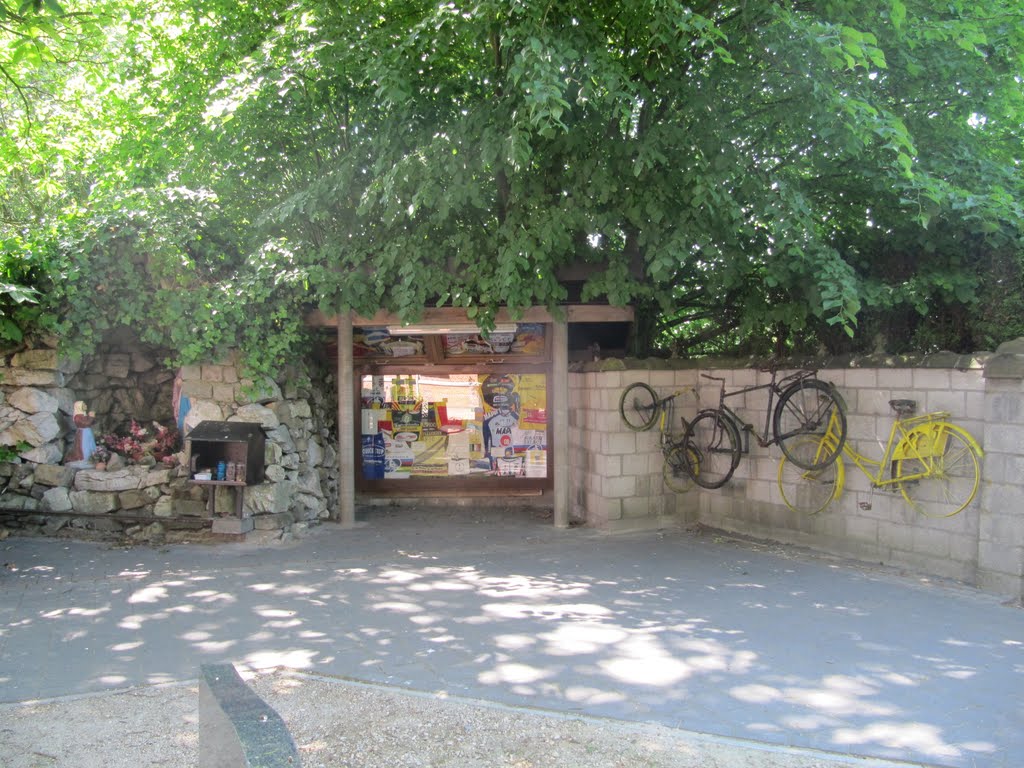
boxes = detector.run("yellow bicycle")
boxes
[778,399,983,517]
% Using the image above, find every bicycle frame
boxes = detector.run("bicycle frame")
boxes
[705,369,817,452]
[811,408,983,494]
[655,388,695,448]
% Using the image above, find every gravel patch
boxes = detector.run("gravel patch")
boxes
[0,671,915,768]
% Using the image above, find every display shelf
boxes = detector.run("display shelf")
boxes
[189,479,248,517]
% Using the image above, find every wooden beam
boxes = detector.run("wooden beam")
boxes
[305,305,634,327]
[351,307,556,325]
[565,305,634,323]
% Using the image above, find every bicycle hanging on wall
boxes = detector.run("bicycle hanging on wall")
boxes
[618,383,699,493]
[683,366,848,489]
[777,398,983,518]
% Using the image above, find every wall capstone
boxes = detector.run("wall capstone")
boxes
[983,338,1024,379]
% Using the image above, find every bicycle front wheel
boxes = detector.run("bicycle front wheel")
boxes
[777,437,842,514]
[774,379,847,469]
[662,441,697,493]
[683,411,741,489]
[619,382,658,431]
[895,424,981,517]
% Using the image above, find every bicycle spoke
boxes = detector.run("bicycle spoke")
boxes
[943,444,976,474]
[778,438,840,514]
[774,379,847,470]
[619,382,659,431]
[663,443,695,493]
[684,412,740,489]
[779,387,828,434]
[897,427,980,517]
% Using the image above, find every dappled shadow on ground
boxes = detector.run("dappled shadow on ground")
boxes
[1,512,1021,767]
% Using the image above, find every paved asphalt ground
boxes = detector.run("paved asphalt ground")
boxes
[1,505,1022,767]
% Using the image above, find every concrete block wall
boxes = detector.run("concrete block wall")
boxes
[570,343,1024,600]
[569,364,699,531]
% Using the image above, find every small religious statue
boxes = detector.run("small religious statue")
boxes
[64,401,97,465]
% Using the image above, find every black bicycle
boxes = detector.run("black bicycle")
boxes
[683,367,848,489]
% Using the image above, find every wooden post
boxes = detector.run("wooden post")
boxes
[337,311,356,528]
[553,319,570,528]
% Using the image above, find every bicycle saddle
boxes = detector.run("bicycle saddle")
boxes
[889,399,917,415]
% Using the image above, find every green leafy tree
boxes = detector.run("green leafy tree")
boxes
[2,0,1022,368]
[216,0,1023,355]
[0,0,108,346]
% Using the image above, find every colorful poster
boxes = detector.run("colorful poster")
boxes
[479,373,548,475]
[382,429,414,477]
[390,402,423,443]
[422,403,445,438]
[443,334,496,355]
[441,324,545,356]
[410,434,448,476]
[515,374,547,425]
[511,324,546,355]
[445,429,470,459]
[448,457,470,475]
[366,373,547,480]
[525,448,547,478]
[354,328,425,357]
[361,435,385,479]
[494,455,525,476]
[370,376,386,406]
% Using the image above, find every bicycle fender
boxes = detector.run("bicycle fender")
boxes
[892,422,983,462]
[835,454,847,498]
[828,384,848,413]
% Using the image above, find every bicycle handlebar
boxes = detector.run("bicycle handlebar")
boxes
[662,386,696,402]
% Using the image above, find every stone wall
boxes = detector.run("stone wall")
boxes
[0,329,176,467]
[0,342,77,466]
[176,356,339,536]
[569,340,1024,600]
[0,340,339,543]
[66,327,178,436]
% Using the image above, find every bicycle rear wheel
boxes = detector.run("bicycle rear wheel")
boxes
[894,424,981,517]
[662,441,697,493]
[774,379,847,469]
[683,410,741,489]
[619,382,658,431]
[777,437,841,514]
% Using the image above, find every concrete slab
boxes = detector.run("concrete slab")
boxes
[212,516,254,534]
[1,505,1022,767]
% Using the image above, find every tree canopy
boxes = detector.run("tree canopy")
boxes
[1,0,1022,371]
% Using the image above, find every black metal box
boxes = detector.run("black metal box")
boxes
[186,421,267,485]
